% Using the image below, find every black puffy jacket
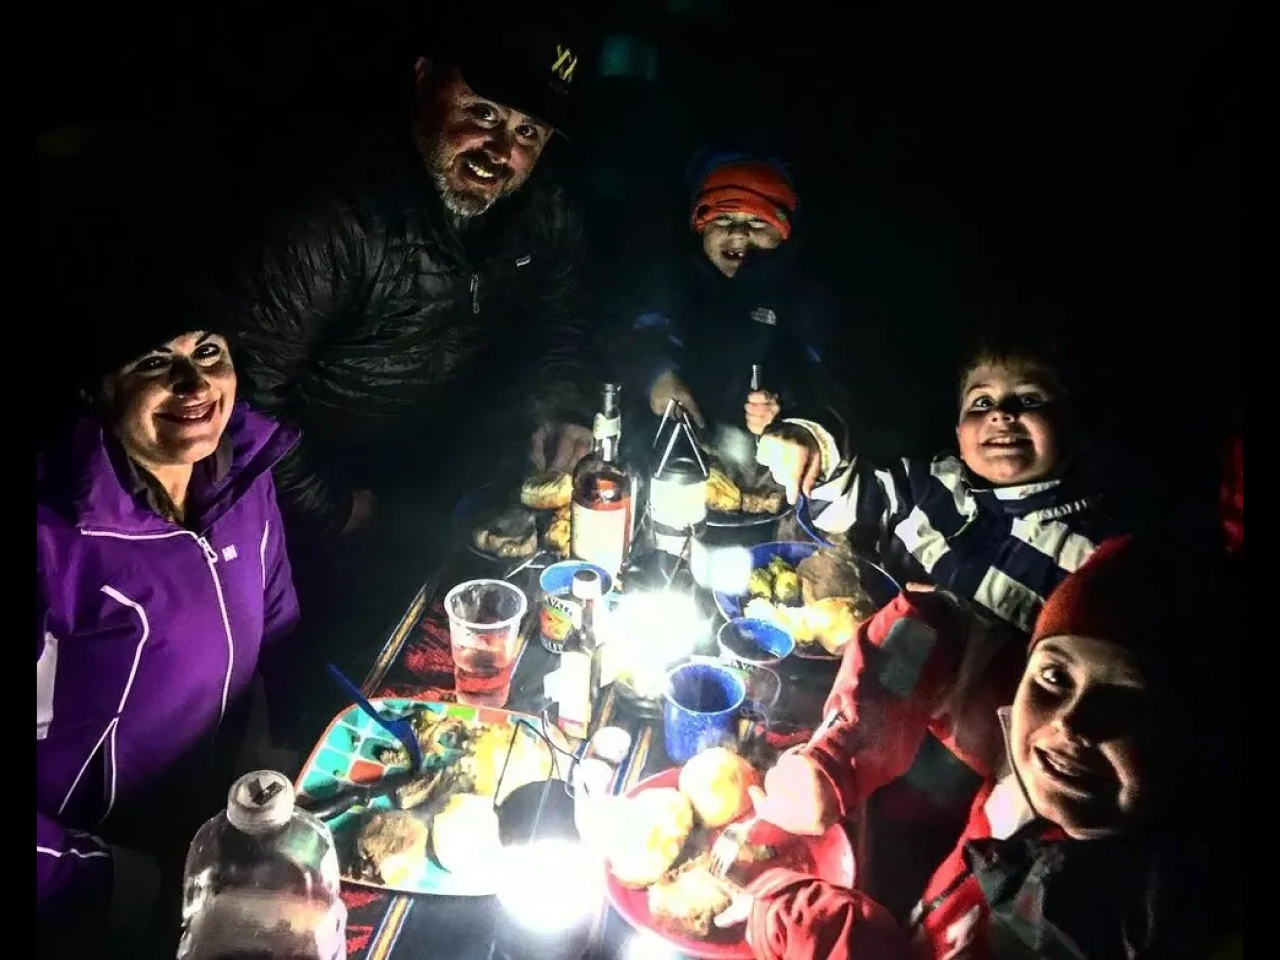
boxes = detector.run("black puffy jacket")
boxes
[236,127,598,542]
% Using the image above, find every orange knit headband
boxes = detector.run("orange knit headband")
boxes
[690,161,798,240]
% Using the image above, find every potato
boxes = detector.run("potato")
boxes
[807,597,861,656]
[603,788,695,888]
[747,567,775,600]
[775,603,817,645]
[766,556,794,577]
[677,747,760,828]
[772,569,801,605]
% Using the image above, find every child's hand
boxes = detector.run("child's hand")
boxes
[756,425,823,504]
[744,390,781,435]
[649,371,705,427]
[713,887,755,933]
[748,750,839,836]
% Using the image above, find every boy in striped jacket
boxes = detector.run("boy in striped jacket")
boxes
[758,336,1121,637]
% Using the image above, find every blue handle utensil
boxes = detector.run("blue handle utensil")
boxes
[325,663,424,770]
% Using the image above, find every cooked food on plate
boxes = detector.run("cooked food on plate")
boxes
[465,717,560,804]
[471,472,576,558]
[343,708,564,886]
[604,787,697,888]
[544,505,571,557]
[705,466,743,513]
[471,506,538,558]
[704,463,785,516]
[741,487,785,515]
[647,854,734,939]
[605,747,779,940]
[742,550,875,656]
[520,470,572,510]
[357,810,429,887]
[677,746,760,828]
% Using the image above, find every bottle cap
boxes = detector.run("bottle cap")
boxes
[586,725,633,766]
[571,568,603,601]
[226,770,296,834]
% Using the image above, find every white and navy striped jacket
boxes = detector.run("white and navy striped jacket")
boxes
[808,450,1117,635]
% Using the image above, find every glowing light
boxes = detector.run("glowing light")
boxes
[691,542,755,595]
[495,839,596,933]
[599,591,709,699]
[622,930,684,960]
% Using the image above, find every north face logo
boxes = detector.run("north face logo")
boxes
[750,308,778,326]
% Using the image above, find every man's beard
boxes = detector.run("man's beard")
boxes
[425,141,511,220]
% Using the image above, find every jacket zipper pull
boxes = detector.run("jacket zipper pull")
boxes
[469,274,481,314]
[195,535,219,564]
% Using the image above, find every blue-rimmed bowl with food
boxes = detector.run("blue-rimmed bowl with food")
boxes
[712,541,901,660]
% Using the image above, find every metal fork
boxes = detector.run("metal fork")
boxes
[709,815,761,876]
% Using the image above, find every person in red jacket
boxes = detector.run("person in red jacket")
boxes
[720,535,1239,959]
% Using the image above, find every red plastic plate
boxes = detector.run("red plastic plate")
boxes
[603,767,855,959]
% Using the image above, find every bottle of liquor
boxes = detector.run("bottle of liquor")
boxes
[570,382,636,580]
[557,569,605,741]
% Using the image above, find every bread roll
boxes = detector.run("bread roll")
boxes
[677,747,760,828]
[603,787,695,888]
[472,507,538,558]
[520,471,572,510]
[431,793,502,874]
[358,810,428,887]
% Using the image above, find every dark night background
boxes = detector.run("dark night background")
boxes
[36,1,1241,507]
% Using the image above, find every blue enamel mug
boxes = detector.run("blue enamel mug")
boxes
[662,660,769,763]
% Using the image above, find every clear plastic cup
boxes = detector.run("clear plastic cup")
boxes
[444,579,529,707]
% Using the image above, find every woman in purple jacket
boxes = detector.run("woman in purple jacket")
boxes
[36,304,301,949]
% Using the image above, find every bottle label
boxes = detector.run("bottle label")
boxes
[557,651,592,740]
[571,500,630,577]
[539,591,583,654]
[592,413,621,440]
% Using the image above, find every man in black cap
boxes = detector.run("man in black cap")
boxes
[235,25,599,552]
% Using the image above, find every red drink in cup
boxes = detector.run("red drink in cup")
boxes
[444,579,529,708]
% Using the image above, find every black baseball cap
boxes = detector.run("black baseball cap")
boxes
[439,28,588,139]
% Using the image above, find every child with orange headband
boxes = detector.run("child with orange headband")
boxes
[606,148,862,461]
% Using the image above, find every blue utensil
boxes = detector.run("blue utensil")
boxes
[795,494,835,548]
[325,663,424,770]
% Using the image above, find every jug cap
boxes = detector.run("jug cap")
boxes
[227,770,296,834]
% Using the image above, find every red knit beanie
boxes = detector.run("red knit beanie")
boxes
[1030,535,1237,697]
[1031,537,1146,651]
